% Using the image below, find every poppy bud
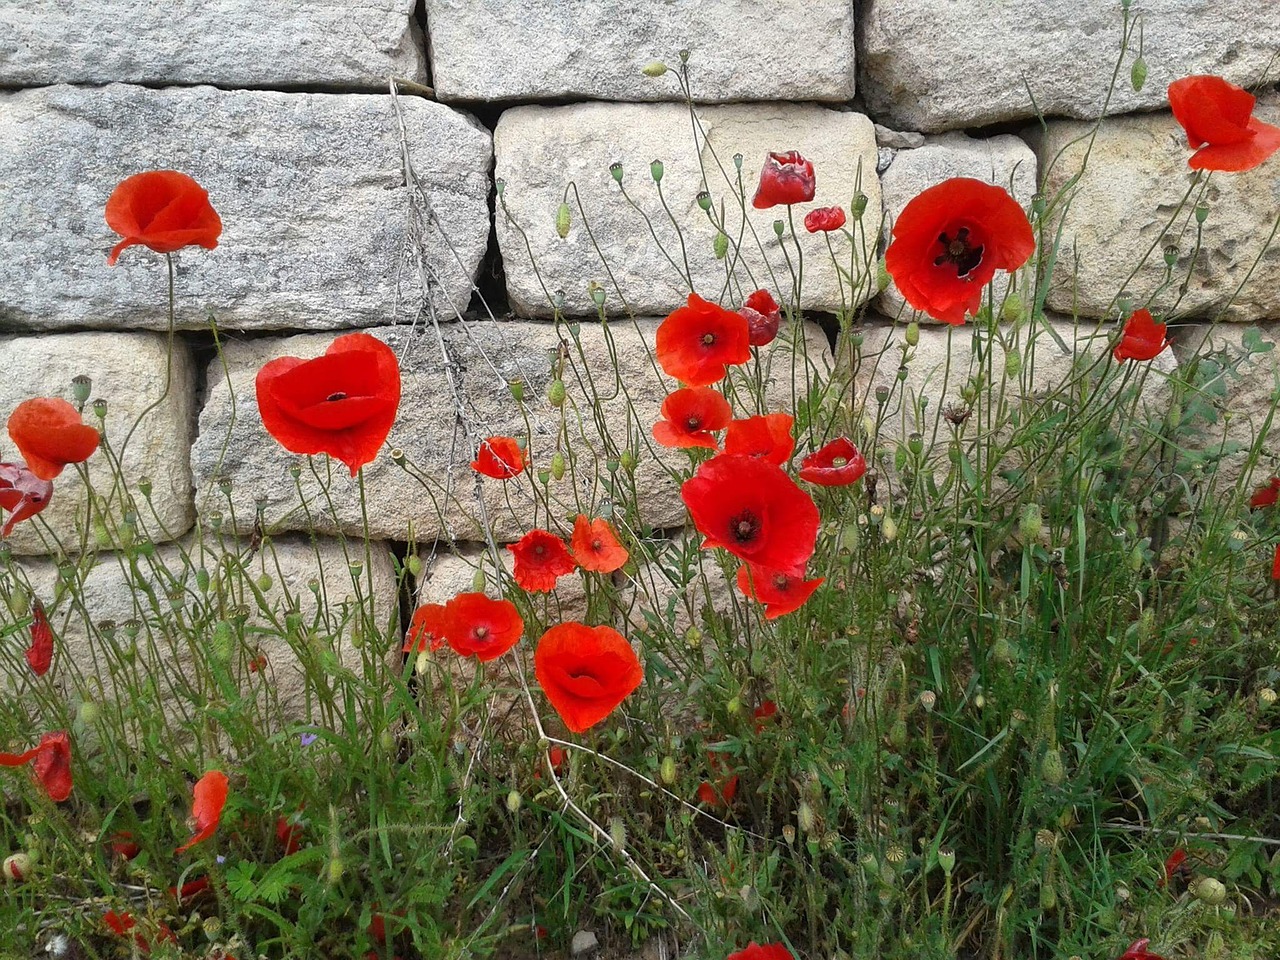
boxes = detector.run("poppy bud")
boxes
[684,626,701,648]
[211,620,234,661]
[696,191,712,212]
[1194,877,1227,905]
[876,260,891,292]
[1000,292,1026,324]
[609,162,623,184]
[406,555,423,577]
[797,801,816,833]
[1004,350,1021,378]
[6,589,29,618]
[851,192,868,219]
[727,696,742,715]
[641,61,667,77]
[713,231,729,260]
[772,220,785,238]
[1130,56,1148,92]
[472,569,486,592]
[550,453,566,480]
[415,651,430,674]
[609,816,626,849]
[1195,201,1210,224]
[1041,749,1066,785]
[650,159,664,183]
[3,853,32,882]
[506,789,522,813]
[71,375,92,404]
[1040,882,1057,910]
[327,857,345,884]
[660,756,677,784]
[1019,503,1043,541]
[620,450,636,471]
[881,516,898,542]
[547,379,566,406]
[78,700,100,725]
[904,321,919,347]
[888,718,907,750]
[555,202,571,239]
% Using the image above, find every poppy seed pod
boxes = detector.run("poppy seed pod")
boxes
[1194,877,1227,906]
[650,159,664,183]
[71,375,92,404]
[609,162,623,184]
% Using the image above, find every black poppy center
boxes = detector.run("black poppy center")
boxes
[591,538,603,551]
[325,392,348,402]
[686,415,702,430]
[731,510,761,544]
[934,227,984,279]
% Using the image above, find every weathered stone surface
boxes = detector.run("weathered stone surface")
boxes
[192,320,832,544]
[1032,98,1280,323]
[494,102,881,317]
[877,133,1038,322]
[619,528,736,639]
[0,1,426,88]
[0,331,195,556]
[860,0,1280,132]
[1,536,398,733]
[426,0,854,103]
[0,84,491,332]
[414,542,589,625]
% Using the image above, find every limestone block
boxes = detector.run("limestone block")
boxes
[0,1,426,88]
[0,84,491,332]
[494,102,881,317]
[0,331,195,556]
[425,0,854,103]
[192,319,832,544]
[860,0,1280,132]
[877,133,1038,322]
[1032,98,1280,323]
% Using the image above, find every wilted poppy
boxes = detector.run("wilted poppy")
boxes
[736,564,824,619]
[752,151,816,209]
[0,463,54,537]
[804,206,847,233]
[696,751,738,808]
[508,529,577,592]
[534,622,643,733]
[0,730,73,802]
[884,177,1035,325]
[7,398,100,481]
[1250,477,1280,509]
[176,769,229,854]
[652,386,732,450]
[440,592,524,662]
[105,170,222,265]
[472,436,527,479]
[727,944,795,960]
[1118,939,1165,960]
[741,288,781,346]
[723,413,794,467]
[25,600,52,677]
[1113,308,1168,362]
[683,454,819,577]
[655,293,751,386]
[256,333,401,476]
[403,603,447,654]
[570,515,629,573]
[798,437,867,487]
[1168,75,1280,173]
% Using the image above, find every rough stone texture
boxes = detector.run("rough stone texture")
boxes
[192,320,832,544]
[1,536,398,733]
[1032,97,1280,323]
[0,84,491,332]
[877,133,1038,322]
[426,0,854,103]
[494,102,881,317]
[860,0,1280,132]
[0,331,195,556]
[0,1,426,89]
[620,529,736,638]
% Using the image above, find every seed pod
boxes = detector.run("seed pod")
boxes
[650,159,664,183]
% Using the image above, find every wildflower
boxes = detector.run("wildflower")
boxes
[440,592,524,662]
[255,333,401,476]
[726,944,794,960]
[804,205,847,233]
[740,288,782,346]
[570,515,629,573]
[403,602,447,653]
[1159,847,1188,887]
[723,413,795,467]
[1113,308,1168,362]
[299,732,319,748]
[884,177,1035,325]
[798,437,867,487]
[682,454,819,577]
[172,876,211,903]
[655,292,751,386]
[507,529,577,592]
[25,599,52,677]
[1271,543,1280,581]
[736,564,824,619]
[1250,477,1280,508]
[652,386,732,449]
[696,751,739,808]
[534,622,643,733]
[0,730,72,802]
[6,398,100,480]
[176,769,229,854]
[1168,75,1280,172]
[533,745,569,780]
[1118,938,1166,960]
[471,436,527,479]
[752,700,778,732]
[276,814,304,855]
[105,170,222,265]
[109,832,141,860]
[751,151,816,209]
[3,852,31,881]
[0,463,54,537]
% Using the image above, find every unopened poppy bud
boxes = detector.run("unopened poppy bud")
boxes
[555,202,571,239]
[415,651,430,674]
[1194,877,1227,905]
[713,231,729,260]
[1260,687,1277,707]
[797,801,816,833]
[92,398,107,419]
[78,700,101,725]
[1195,201,1210,224]
[620,450,636,471]
[1000,292,1026,324]
[660,756,677,784]
[71,375,92,404]
[772,219,785,238]
[550,453,566,480]
[472,569,486,592]
[888,718,907,750]
[1040,882,1058,910]
[6,589,29,618]
[406,555,423,577]
[609,816,627,849]
[609,162,623,184]
[547,379,566,406]
[1130,56,1148,92]
[1041,749,1066,785]
[727,696,742,715]
[378,728,394,751]
[876,259,891,292]
[641,60,668,77]
[684,626,701,648]
[195,567,210,592]
[327,857,345,884]
[1163,244,1179,267]
[851,192,868,219]
[253,573,272,592]
[904,320,920,347]
[937,848,955,874]
[881,516,898,541]
[506,789,522,813]
[1019,503,1043,541]
[650,159,664,183]
[974,693,985,709]
[508,380,525,403]
[3,853,32,882]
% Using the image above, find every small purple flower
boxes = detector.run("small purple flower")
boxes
[299,732,318,747]
[216,854,226,865]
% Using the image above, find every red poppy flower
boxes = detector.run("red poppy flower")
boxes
[1160,848,1188,888]
[508,529,577,592]
[727,944,795,960]
[256,333,400,476]
[1271,543,1280,581]
[177,769,228,854]
[0,730,72,802]
[440,592,524,662]
[1113,308,1168,362]
[723,413,794,467]
[172,876,211,903]
[1250,477,1280,509]
[652,386,732,449]
[798,437,867,487]
[655,293,751,386]
[570,515,629,573]
[533,744,569,781]
[696,751,738,808]
[1168,76,1280,173]
[25,599,52,677]
[105,170,222,265]
[804,205,847,233]
[752,700,778,733]
[1118,939,1165,960]
[103,910,175,955]
[403,603,447,653]
[741,288,781,347]
[471,436,527,479]
[276,815,304,856]
[736,564,824,619]
[682,454,819,577]
[6,398,100,481]
[534,622,643,733]
[0,463,54,537]
[884,177,1035,325]
[751,151,816,209]
[109,832,141,860]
